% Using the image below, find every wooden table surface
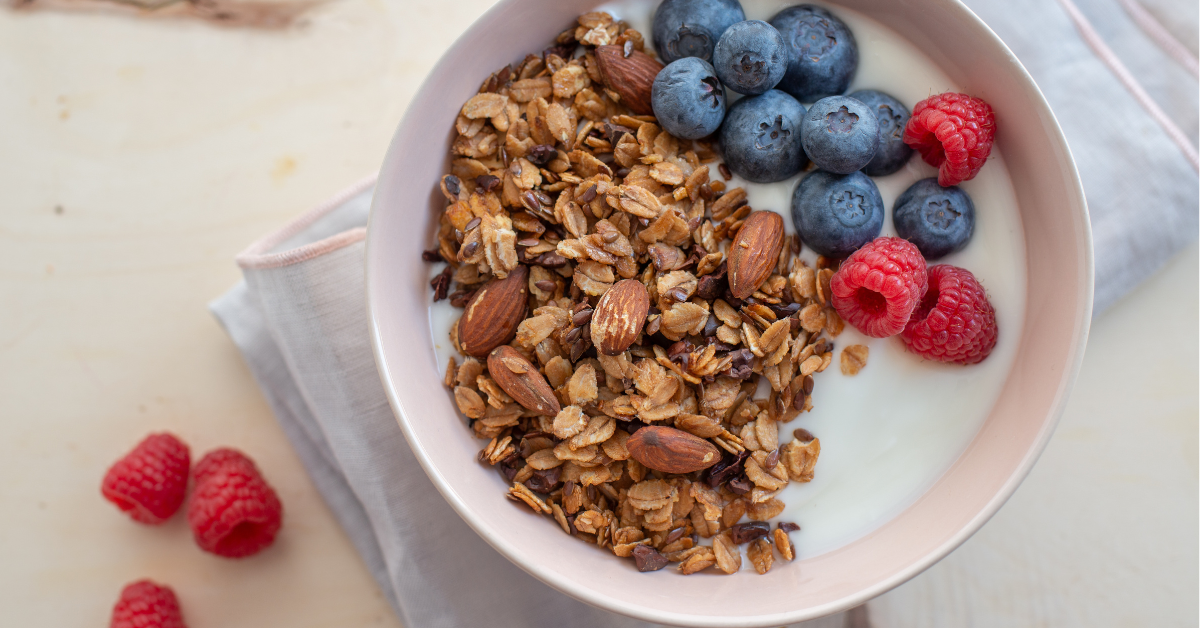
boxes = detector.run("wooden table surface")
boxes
[1,0,1195,625]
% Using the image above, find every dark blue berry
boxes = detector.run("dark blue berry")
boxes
[712,20,787,96]
[652,58,726,140]
[719,90,808,183]
[800,96,878,174]
[652,0,745,64]
[769,5,858,102]
[791,170,884,257]
[848,89,914,176]
[893,178,975,259]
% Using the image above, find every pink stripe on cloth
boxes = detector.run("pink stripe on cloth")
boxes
[236,174,378,270]
[1055,0,1199,171]
[1116,0,1199,78]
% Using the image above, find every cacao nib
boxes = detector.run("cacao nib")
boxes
[429,266,452,301]
[527,144,557,165]
[632,545,668,572]
[729,521,770,544]
[704,450,749,488]
[524,466,562,493]
[727,476,753,494]
[724,348,755,380]
[475,174,501,192]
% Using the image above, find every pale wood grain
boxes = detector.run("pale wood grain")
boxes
[0,0,1195,626]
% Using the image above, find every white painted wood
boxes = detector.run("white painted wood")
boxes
[0,0,1194,626]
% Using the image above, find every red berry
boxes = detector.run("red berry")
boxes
[110,580,187,628]
[101,433,190,525]
[830,237,928,338]
[902,265,998,364]
[903,92,996,186]
[187,448,282,558]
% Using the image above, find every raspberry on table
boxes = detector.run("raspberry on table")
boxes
[110,579,187,628]
[830,237,928,338]
[903,92,995,186]
[187,448,283,559]
[902,265,998,364]
[101,433,190,525]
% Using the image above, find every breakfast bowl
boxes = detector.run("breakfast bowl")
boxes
[366,0,1092,624]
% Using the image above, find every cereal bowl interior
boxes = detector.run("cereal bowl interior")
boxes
[367,0,1092,624]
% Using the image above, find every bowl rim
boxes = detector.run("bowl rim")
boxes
[366,0,1094,623]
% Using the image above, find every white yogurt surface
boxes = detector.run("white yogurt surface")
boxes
[430,0,1026,561]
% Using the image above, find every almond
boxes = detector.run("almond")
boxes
[727,210,784,299]
[591,279,650,355]
[458,265,529,357]
[594,45,663,116]
[626,426,720,474]
[487,345,561,416]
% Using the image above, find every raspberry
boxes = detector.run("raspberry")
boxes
[110,580,187,628]
[901,265,998,364]
[188,448,282,558]
[830,237,928,338]
[903,92,996,186]
[101,433,190,525]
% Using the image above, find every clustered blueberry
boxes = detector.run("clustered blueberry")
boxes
[712,20,787,95]
[791,170,884,257]
[652,57,727,140]
[719,89,808,183]
[770,5,858,102]
[652,0,746,64]
[646,0,981,268]
[800,96,879,174]
[849,89,914,176]
[893,178,976,259]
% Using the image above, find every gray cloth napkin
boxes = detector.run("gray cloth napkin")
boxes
[210,0,1197,626]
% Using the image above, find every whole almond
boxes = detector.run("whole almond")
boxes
[594,45,663,115]
[487,345,561,416]
[591,279,650,355]
[626,426,721,474]
[458,265,529,357]
[727,210,784,299]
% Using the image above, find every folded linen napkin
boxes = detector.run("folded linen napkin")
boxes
[210,1,1197,626]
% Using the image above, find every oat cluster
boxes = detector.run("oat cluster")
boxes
[429,11,869,575]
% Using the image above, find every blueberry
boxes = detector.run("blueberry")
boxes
[719,90,808,183]
[712,20,787,96]
[652,0,746,64]
[848,90,914,176]
[770,5,858,102]
[800,96,878,174]
[791,170,884,257]
[893,178,975,259]
[652,58,726,140]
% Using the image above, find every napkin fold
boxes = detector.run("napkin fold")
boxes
[211,0,1197,626]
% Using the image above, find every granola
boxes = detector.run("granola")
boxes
[430,11,834,575]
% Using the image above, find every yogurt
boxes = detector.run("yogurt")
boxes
[430,0,1026,560]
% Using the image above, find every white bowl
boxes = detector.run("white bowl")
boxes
[367,0,1093,624]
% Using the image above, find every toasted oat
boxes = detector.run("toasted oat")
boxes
[781,437,820,483]
[747,538,774,574]
[841,344,869,375]
[679,546,717,574]
[444,357,458,388]
[428,11,859,577]
[508,482,552,514]
[454,386,486,419]
[552,405,588,439]
[747,498,785,521]
[713,534,742,574]
[773,528,795,561]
